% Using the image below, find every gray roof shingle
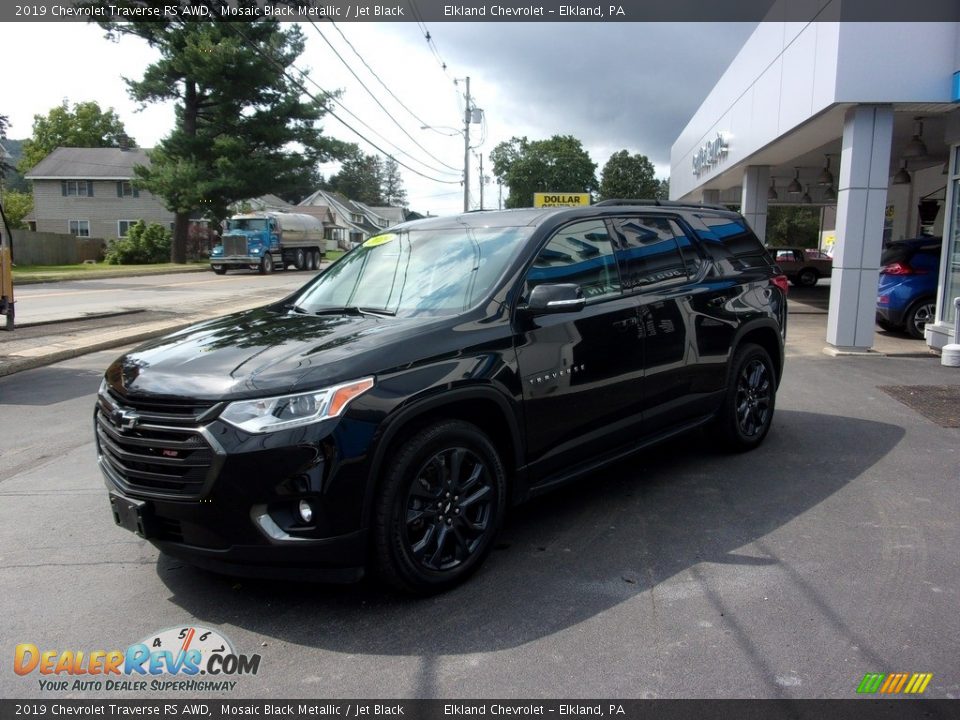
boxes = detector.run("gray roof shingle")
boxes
[24,147,151,179]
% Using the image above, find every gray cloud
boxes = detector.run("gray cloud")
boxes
[428,23,756,171]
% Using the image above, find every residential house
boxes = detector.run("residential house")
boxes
[298,189,372,249]
[24,147,173,239]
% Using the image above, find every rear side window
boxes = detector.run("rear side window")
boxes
[691,213,772,267]
[610,216,689,291]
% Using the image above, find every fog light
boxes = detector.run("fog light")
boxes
[298,500,313,523]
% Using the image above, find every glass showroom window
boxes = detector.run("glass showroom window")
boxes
[943,145,960,329]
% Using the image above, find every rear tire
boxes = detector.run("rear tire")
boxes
[713,343,776,452]
[796,268,818,287]
[295,248,306,270]
[904,297,936,339]
[373,420,506,594]
[259,254,274,274]
[312,249,322,270]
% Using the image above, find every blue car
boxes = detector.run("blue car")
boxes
[876,237,942,338]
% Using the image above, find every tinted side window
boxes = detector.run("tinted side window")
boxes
[611,216,687,291]
[692,213,772,267]
[525,220,620,301]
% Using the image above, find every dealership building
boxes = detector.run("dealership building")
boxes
[671,16,960,353]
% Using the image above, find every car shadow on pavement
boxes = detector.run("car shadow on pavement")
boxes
[156,409,903,657]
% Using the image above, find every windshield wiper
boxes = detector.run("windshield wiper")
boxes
[310,306,396,318]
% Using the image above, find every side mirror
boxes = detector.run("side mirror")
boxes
[524,283,586,315]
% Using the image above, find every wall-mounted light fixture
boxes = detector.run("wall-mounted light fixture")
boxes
[801,185,812,204]
[768,177,778,201]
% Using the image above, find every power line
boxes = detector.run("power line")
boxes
[327,21,457,139]
[221,22,461,186]
[310,21,461,174]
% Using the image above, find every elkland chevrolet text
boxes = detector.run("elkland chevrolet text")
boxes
[96,202,787,593]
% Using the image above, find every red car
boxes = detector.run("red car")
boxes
[769,247,833,287]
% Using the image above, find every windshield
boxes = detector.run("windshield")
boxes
[293,226,533,317]
[226,218,268,232]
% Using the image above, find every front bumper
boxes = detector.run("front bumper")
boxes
[210,256,264,268]
[95,396,378,581]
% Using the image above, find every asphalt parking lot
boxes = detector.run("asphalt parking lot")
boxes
[1,291,958,700]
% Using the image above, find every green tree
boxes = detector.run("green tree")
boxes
[0,190,33,229]
[657,177,670,200]
[329,147,384,205]
[97,17,346,263]
[381,156,407,207]
[18,100,132,173]
[766,206,821,247]
[490,135,597,209]
[598,150,659,201]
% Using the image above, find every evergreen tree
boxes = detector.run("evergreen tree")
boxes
[96,16,346,262]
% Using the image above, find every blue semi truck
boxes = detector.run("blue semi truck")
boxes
[210,211,326,274]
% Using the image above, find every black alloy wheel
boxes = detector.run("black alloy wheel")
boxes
[374,420,506,594]
[714,343,776,451]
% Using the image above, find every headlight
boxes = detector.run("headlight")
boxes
[251,247,261,255]
[220,377,375,434]
[211,246,223,256]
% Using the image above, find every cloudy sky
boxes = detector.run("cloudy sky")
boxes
[1,20,756,215]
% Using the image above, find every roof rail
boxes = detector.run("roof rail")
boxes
[593,198,731,212]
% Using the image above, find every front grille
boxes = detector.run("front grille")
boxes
[96,392,221,499]
[222,235,248,256]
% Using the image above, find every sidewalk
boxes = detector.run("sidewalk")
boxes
[0,297,273,378]
[0,289,944,378]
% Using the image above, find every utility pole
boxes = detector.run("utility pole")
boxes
[477,153,484,210]
[463,76,471,213]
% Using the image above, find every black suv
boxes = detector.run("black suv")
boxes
[96,202,787,593]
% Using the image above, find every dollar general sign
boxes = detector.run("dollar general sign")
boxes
[533,193,591,208]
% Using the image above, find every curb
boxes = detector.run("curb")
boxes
[0,300,268,379]
[13,265,210,286]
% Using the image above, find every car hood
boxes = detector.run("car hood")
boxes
[105,306,441,400]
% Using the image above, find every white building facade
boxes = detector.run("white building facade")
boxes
[671,11,960,352]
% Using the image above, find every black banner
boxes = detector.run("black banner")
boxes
[2,700,960,720]
[2,0,960,22]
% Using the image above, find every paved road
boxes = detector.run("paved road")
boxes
[14,269,315,325]
[1,344,958,699]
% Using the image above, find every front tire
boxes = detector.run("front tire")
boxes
[259,253,274,274]
[905,297,935,339]
[714,343,776,452]
[373,420,506,594]
[211,266,227,275]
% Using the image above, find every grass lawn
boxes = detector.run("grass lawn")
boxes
[12,262,208,284]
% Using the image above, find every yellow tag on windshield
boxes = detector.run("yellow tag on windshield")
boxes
[363,233,396,248]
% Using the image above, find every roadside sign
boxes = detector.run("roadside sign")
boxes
[533,193,591,208]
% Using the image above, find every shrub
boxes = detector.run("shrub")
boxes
[105,221,171,264]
